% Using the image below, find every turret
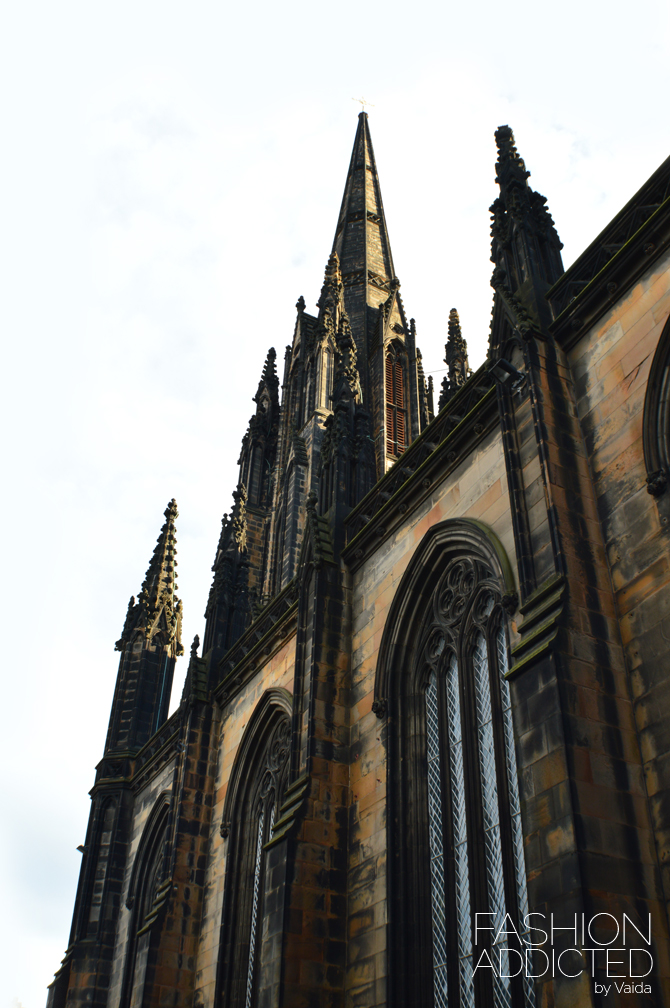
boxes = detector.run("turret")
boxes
[106,499,183,754]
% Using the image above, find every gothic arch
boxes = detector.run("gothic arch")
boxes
[217,689,292,1008]
[119,793,171,1008]
[125,793,171,914]
[643,312,670,496]
[376,519,532,1008]
[375,519,515,707]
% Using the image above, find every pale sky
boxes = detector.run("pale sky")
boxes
[1,1,669,1005]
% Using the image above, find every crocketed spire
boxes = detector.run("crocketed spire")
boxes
[115,499,183,654]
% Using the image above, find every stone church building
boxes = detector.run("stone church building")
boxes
[48,115,670,1007]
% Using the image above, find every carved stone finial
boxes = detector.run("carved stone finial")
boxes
[296,295,305,313]
[318,252,343,313]
[494,125,530,186]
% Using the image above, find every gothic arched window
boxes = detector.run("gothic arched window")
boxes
[377,520,533,1008]
[385,347,407,457]
[120,796,170,1008]
[218,694,292,1008]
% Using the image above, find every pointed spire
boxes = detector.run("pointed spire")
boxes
[106,501,183,754]
[438,310,471,411]
[139,499,179,611]
[331,114,399,360]
[115,500,183,654]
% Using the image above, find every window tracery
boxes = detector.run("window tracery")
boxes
[417,556,533,1008]
[379,522,532,1008]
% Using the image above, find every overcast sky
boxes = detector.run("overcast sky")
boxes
[1,1,669,1005]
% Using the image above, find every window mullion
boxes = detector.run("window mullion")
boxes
[473,631,513,1008]
[446,652,474,1007]
[245,808,265,1008]
[426,671,450,1008]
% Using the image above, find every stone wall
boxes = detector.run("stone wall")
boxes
[569,247,670,920]
[347,426,513,1006]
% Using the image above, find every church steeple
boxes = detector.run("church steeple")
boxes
[328,114,425,473]
[232,116,428,597]
[332,111,397,341]
[106,500,183,754]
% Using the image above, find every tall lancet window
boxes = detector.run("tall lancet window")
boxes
[325,346,334,408]
[385,348,407,457]
[248,445,263,506]
[219,700,291,1008]
[380,523,534,1008]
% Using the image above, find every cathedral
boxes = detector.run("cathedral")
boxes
[48,115,670,1008]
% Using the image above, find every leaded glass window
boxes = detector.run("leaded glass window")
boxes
[419,555,533,1008]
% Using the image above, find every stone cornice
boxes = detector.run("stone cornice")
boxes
[92,709,182,795]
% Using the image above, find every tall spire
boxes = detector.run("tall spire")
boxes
[331,113,398,359]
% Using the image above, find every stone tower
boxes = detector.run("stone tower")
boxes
[204,111,434,634]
